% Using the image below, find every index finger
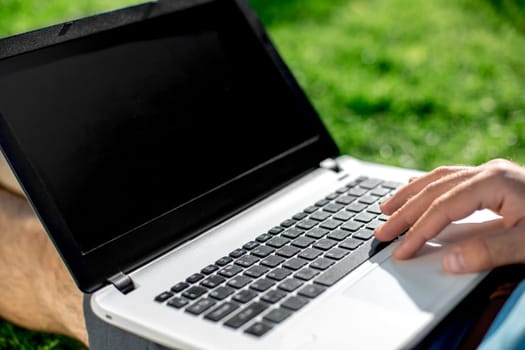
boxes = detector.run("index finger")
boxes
[393,171,505,259]
[381,166,470,215]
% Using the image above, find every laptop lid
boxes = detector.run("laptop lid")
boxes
[0,0,339,293]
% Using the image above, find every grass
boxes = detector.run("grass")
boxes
[1,0,524,348]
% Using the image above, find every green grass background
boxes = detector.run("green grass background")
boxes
[0,0,524,348]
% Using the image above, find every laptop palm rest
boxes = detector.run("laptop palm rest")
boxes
[285,225,490,349]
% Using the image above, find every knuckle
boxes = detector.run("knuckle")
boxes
[485,159,516,175]
[433,166,456,177]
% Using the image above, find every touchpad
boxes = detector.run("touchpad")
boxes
[343,242,476,313]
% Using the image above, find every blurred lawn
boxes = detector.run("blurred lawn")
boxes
[0,0,524,348]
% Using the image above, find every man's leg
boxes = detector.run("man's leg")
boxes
[0,188,88,345]
[0,156,174,349]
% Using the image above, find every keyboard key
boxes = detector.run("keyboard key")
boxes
[155,291,173,302]
[250,278,275,292]
[282,257,308,271]
[264,308,292,323]
[200,275,226,289]
[267,267,292,281]
[209,286,235,300]
[280,219,297,228]
[278,278,304,292]
[256,233,273,243]
[353,212,376,223]
[232,289,258,304]
[353,228,375,240]
[245,322,273,337]
[186,273,205,284]
[305,227,329,239]
[215,256,233,266]
[358,195,378,205]
[186,298,216,315]
[333,211,354,221]
[218,265,243,278]
[251,245,275,258]
[227,275,253,289]
[260,255,285,268]
[326,229,351,241]
[382,181,404,189]
[267,236,290,248]
[325,192,340,200]
[294,268,320,281]
[281,296,308,311]
[371,187,390,197]
[235,254,259,268]
[224,302,268,329]
[339,237,363,250]
[182,286,207,300]
[313,238,337,251]
[325,247,350,260]
[292,212,308,220]
[348,187,367,196]
[367,220,383,230]
[282,227,304,239]
[309,210,331,222]
[244,265,270,278]
[291,236,315,248]
[359,178,383,189]
[201,265,219,275]
[319,219,342,230]
[298,284,326,299]
[335,195,357,205]
[310,258,335,270]
[229,248,247,258]
[296,219,318,230]
[261,289,287,304]
[298,248,323,261]
[378,214,389,221]
[170,282,189,293]
[324,203,344,213]
[346,202,367,213]
[242,241,259,250]
[315,199,329,207]
[276,245,300,258]
[341,221,363,232]
[336,186,349,194]
[167,297,189,309]
[268,226,284,235]
[204,302,239,322]
[303,205,318,213]
[367,204,383,215]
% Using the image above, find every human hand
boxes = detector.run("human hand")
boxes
[374,158,525,273]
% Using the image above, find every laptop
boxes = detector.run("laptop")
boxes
[0,0,496,348]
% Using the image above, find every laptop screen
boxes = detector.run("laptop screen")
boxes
[0,0,338,291]
[0,1,332,254]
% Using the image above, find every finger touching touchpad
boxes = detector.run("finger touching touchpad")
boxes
[343,243,479,313]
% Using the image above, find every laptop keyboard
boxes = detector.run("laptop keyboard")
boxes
[154,176,403,337]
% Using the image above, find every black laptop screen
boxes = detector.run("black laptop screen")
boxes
[0,2,329,253]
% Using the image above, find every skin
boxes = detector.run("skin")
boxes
[375,158,525,274]
[0,155,88,346]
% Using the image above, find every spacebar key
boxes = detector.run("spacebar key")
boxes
[314,239,389,287]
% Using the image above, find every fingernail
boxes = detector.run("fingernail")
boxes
[445,249,465,273]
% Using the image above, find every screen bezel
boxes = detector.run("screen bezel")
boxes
[0,0,339,293]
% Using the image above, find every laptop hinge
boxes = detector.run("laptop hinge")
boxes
[108,272,136,294]
[319,158,342,173]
